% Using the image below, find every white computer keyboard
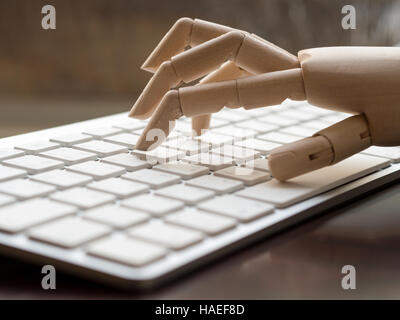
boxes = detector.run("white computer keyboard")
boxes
[0,100,399,289]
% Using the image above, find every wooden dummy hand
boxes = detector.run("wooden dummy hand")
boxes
[129,18,400,181]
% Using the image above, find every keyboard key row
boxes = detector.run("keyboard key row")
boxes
[29,217,111,248]
[73,140,128,157]
[40,147,97,166]
[101,153,151,171]
[186,175,243,194]
[0,199,76,233]
[84,205,150,229]
[122,169,180,189]
[128,222,204,250]
[162,138,210,155]
[0,179,56,199]
[234,139,281,155]
[211,126,257,140]
[133,147,186,164]
[245,158,270,172]
[0,165,27,182]
[103,133,139,149]
[50,187,116,209]
[31,170,93,189]
[87,178,149,198]
[50,133,92,146]
[166,209,236,236]
[214,166,271,186]
[15,141,59,154]
[67,161,125,180]
[198,195,274,222]
[153,161,209,180]
[235,119,278,133]
[3,155,64,174]
[211,145,260,164]
[182,153,233,171]
[82,127,122,138]
[236,154,390,208]
[87,236,167,267]
[122,194,184,216]
[155,184,215,205]
[0,149,25,161]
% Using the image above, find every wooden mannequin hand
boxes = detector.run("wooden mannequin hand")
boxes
[129,18,400,181]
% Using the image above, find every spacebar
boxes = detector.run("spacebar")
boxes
[236,154,390,208]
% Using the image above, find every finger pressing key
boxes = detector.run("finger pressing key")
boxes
[135,69,305,150]
[135,91,183,151]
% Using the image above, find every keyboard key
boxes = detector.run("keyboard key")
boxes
[258,132,299,144]
[259,114,298,126]
[82,127,122,138]
[235,119,278,133]
[132,147,185,164]
[278,110,318,121]
[153,161,209,180]
[122,169,179,189]
[50,133,92,146]
[15,141,59,154]
[0,199,76,233]
[245,158,270,172]
[211,145,260,164]
[101,153,150,171]
[213,108,251,122]
[0,149,24,161]
[73,140,128,157]
[186,175,243,194]
[129,223,204,250]
[103,133,139,149]
[295,105,334,116]
[113,120,146,131]
[0,179,55,200]
[30,170,93,189]
[194,132,234,147]
[87,236,167,267]
[243,107,272,117]
[87,178,149,198]
[163,138,210,155]
[174,120,196,136]
[182,153,234,171]
[209,118,229,128]
[67,161,125,180]
[84,205,149,229]
[280,125,316,137]
[0,165,27,181]
[212,126,257,140]
[122,194,184,216]
[214,166,271,186]
[320,113,351,124]
[198,195,274,222]
[40,147,97,165]
[234,139,281,155]
[302,120,330,130]
[0,194,15,207]
[236,154,390,208]
[155,184,215,205]
[362,146,400,163]
[3,155,64,174]
[29,217,111,248]
[50,187,116,209]
[166,209,236,235]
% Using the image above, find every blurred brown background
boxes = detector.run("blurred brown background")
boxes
[1,0,399,137]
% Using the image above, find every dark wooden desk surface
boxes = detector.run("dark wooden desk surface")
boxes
[0,99,399,299]
[0,181,398,299]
